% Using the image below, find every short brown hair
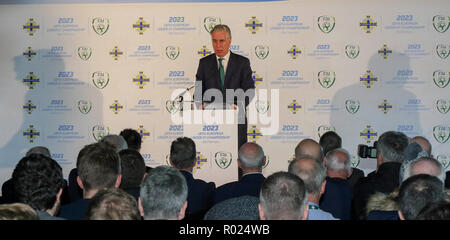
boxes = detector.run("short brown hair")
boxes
[85,188,140,220]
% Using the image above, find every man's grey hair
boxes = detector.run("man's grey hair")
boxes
[139,166,188,220]
[377,131,409,163]
[288,157,326,196]
[101,135,128,152]
[325,148,351,174]
[400,157,446,183]
[259,171,308,220]
[238,142,265,170]
[210,24,232,39]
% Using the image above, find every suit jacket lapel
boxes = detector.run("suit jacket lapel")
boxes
[224,52,236,89]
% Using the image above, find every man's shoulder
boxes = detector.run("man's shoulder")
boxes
[230,51,250,62]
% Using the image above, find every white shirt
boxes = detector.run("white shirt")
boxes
[216,51,230,76]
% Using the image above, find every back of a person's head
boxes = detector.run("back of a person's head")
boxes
[416,201,450,220]
[119,128,142,151]
[100,134,128,152]
[12,154,64,211]
[259,171,307,220]
[400,157,445,183]
[139,166,188,220]
[238,142,265,170]
[411,136,432,156]
[319,131,342,156]
[170,137,196,170]
[85,188,141,220]
[0,203,39,220]
[119,149,146,189]
[377,131,409,163]
[325,148,351,174]
[25,146,51,158]
[288,157,325,195]
[397,174,445,220]
[77,142,121,192]
[294,139,323,163]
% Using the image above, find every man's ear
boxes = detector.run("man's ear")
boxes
[398,210,405,220]
[115,174,122,188]
[302,205,309,220]
[138,197,144,217]
[258,204,266,220]
[76,176,84,190]
[178,201,188,220]
[320,179,327,195]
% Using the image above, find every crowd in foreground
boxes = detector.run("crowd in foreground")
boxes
[0,128,449,220]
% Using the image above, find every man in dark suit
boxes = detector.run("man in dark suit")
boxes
[169,137,215,219]
[194,24,255,151]
[214,142,266,205]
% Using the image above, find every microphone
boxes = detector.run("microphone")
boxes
[176,84,196,103]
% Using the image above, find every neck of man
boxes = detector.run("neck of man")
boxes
[242,168,262,175]
[83,189,99,199]
[308,193,321,204]
[179,167,194,173]
[326,170,347,179]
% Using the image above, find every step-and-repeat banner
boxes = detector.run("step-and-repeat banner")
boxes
[0,0,449,188]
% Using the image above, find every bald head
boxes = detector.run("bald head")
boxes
[411,136,432,156]
[294,139,323,163]
[325,148,351,176]
[238,142,265,171]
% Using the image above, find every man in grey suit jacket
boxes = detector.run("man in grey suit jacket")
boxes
[194,24,255,151]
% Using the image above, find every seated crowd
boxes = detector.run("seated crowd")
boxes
[0,128,449,220]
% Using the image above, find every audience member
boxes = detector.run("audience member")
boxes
[294,138,323,163]
[367,157,447,220]
[139,166,187,220]
[119,149,147,201]
[85,188,141,220]
[288,157,337,220]
[320,148,353,220]
[416,201,450,220]
[120,128,142,152]
[12,154,65,220]
[204,195,260,220]
[259,171,308,220]
[214,142,265,204]
[169,137,215,219]
[400,157,446,184]
[411,136,432,157]
[397,174,445,220]
[59,142,122,220]
[68,134,127,203]
[0,203,39,220]
[352,131,408,220]
[319,131,364,188]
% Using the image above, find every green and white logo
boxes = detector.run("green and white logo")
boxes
[436,99,450,114]
[317,125,336,138]
[165,46,180,60]
[317,15,335,33]
[165,100,181,114]
[318,71,336,88]
[345,44,360,59]
[92,17,110,35]
[77,47,92,61]
[255,100,270,114]
[436,44,450,59]
[203,16,221,33]
[255,45,269,60]
[214,151,232,169]
[351,155,361,168]
[433,70,450,88]
[345,98,360,114]
[92,125,110,141]
[77,100,92,114]
[91,71,110,89]
[433,15,450,33]
[433,125,450,143]
[437,155,450,170]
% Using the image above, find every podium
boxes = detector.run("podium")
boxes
[182,102,238,187]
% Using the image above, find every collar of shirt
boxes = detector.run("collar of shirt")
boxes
[216,51,230,73]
